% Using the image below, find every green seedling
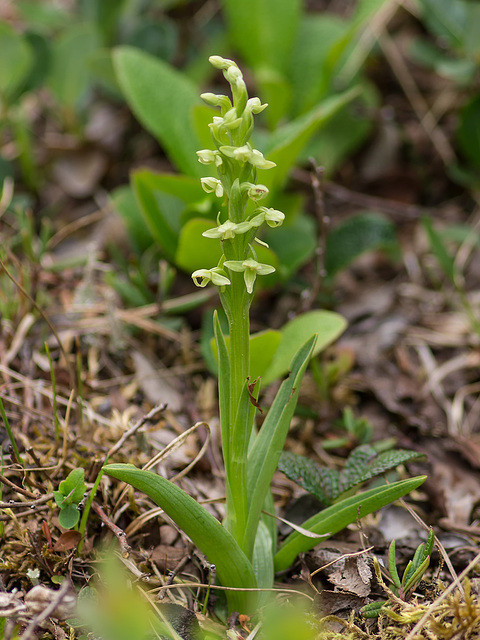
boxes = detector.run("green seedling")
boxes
[54,468,87,530]
[104,56,426,615]
[362,528,435,618]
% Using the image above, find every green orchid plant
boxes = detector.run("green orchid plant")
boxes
[103,56,426,615]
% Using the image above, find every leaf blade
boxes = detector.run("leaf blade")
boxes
[103,463,256,613]
[274,476,427,572]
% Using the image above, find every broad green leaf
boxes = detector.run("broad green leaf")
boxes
[58,468,87,504]
[278,451,339,506]
[0,23,33,102]
[175,218,223,273]
[339,447,425,495]
[255,68,292,128]
[262,88,359,196]
[113,47,204,177]
[133,170,195,260]
[110,185,153,253]
[220,0,301,74]
[456,96,480,170]
[422,216,456,283]
[262,310,347,386]
[103,463,256,613]
[325,212,399,277]
[48,23,99,109]
[80,0,128,45]
[245,336,317,557]
[274,476,427,571]
[417,0,466,49]
[288,14,348,117]
[265,214,316,279]
[58,503,81,529]
[299,81,378,177]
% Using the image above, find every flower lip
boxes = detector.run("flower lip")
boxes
[203,219,253,240]
[191,268,231,288]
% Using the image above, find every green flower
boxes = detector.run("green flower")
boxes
[250,206,285,228]
[223,258,275,294]
[191,268,231,288]
[242,183,269,201]
[220,144,276,170]
[201,177,224,197]
[196,149,223,167]
[203,220,253,240]
[200,93,232,113]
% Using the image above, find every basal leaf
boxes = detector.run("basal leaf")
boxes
[0,23,33,103]
[48,23,99,109]
[220,0,301,74]
[262,310,347,386]
[274,476,427,571]
[113,46,204,177]
[456,96,480,171]
[245,336,316,557]
[278,451,339,506]
[422,216,456,283]
[175,218,223,273]
[103,463,256,613]
[262,88,359,196]
[325,212,399,277]
[339,447,425,495]
[132,170,187,260]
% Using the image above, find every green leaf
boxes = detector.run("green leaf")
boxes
[113,47,204,177]
[274,476,427,572]
[278,451,339,506]
[456,96,480,170]
[245,336,317,556]
[102,464,256,613]
[252,521,274,603]
[58,503,80,529]
[422,216,456,283]
[47,23,99,109]
[212,330,282,383]
[339,447,425,495]
[262,310,347,386]
[0,23,33,103]
[132,171,187,260]
[175,218,223,273]
[288,14,348,116]
[220,0,301,74]
[325,212,399,277]
[265,214,317,279]
[262,88,359,196]
[110,185,153,254]
[58,468,87,504]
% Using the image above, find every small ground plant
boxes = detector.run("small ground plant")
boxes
[103,56,426,615]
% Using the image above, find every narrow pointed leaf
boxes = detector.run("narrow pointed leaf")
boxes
[245,336,316,556]
[274,476,427,572]
[103,464,256,613]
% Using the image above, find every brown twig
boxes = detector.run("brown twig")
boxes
[0,473,38,499]
[0,492,53,509]
[106,403,167,461]
[91,501,131,557]
[21,579,72,640]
